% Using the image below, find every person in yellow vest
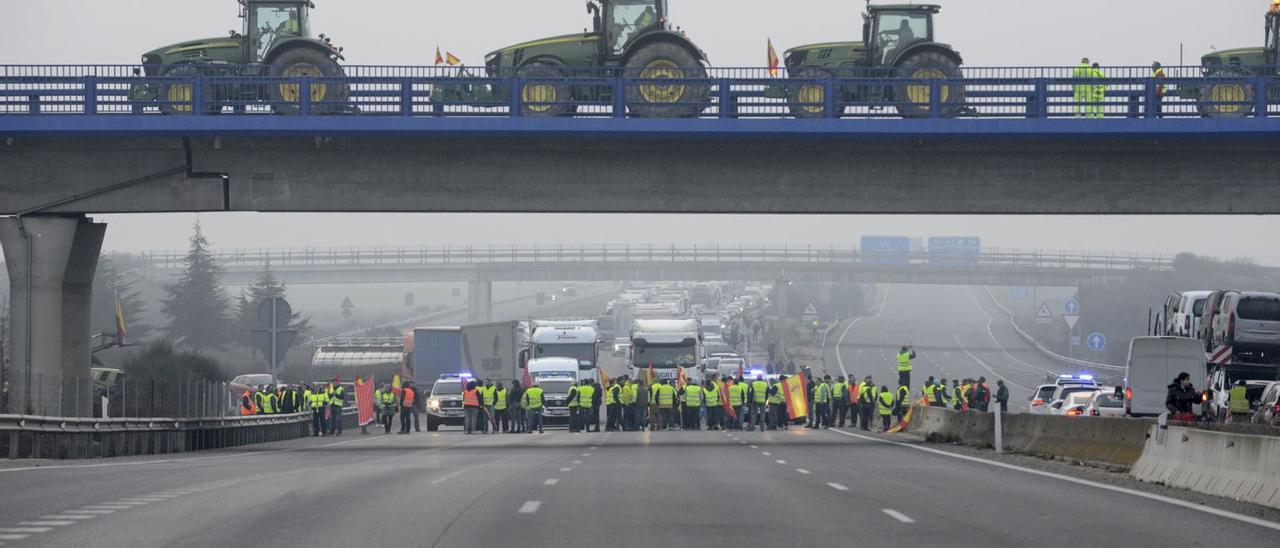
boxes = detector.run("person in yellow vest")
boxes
[749,375,770,431]
[606,379,623,431]
[728,377,748,430]
[952,379,964,411]
[479,379,497,434]
[578,380,599,433]
[683,380,705,430]
[1227,380,1251,422]
[859,376,878,431]
[376,383,396,434]
[1073,57,1092,118]
[523,380,545,434]
[832,375,849,428]
[619,378,636,431]
[1088,62,1107,119]
[253,385,266,415]
[768,377,787,430]
[494,383,510,433]
[261,385,278,415]
[309,385,327,436]
[812,375,832,429]
[895,384,911,420]
[1150,61,1167,118]
[656,379,676,431]
[704,379,723,430]
[922,376,937,407]
[896,345,916,389]
[934,378,950,408]
[566,381,581,433]
[877,385,896,432]
[328,380,346,436]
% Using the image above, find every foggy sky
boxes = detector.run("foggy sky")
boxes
[2,1,1275,263]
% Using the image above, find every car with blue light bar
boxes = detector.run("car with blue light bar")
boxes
[1028,375,1099,414]
[425,373,475,431]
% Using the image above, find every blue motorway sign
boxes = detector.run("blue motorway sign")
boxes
[1087,332,1106,351]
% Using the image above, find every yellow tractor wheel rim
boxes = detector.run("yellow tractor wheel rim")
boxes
[522,82,556,113]
[797,84,825,113]
[1210,83,1245,114]
[906,68,949,107]
[638,59,685,104]
[280,63,328,103]
[167,82,193,113]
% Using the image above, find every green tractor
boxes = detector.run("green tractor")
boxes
[1193,8,1279,117]
[132,0,348,114]
[774,3,965,118]
[435,0,710,118]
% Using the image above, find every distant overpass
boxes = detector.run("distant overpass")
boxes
[128,244,1174,287]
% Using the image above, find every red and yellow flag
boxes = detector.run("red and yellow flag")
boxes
[446,52,462,66]
[599,367,611,389]
[391,372,402,396]
[721,382,738,420]
[676,367,686,390]
[782,372,809,420]
[647,364,656,385]
[355,376,375,427]
[767,38,780,77]
[113,289,128,343]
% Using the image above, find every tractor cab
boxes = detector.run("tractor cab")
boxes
[864,4,939,67]
[591,0,669,58]
[241,0,313,62]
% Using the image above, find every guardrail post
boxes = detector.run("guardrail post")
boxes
[1144,78,1159,119]
[84,75,98,115]
[401,77,414,116]
[191,74,205,116]
[509,77,522,117]
[613,74,627,118]
[823,78,837,118]
[1033,79,1047,119]
[718,78,733,119]
[1256,76,1269,118]
[300,79,312,116]
[27,94,41,114]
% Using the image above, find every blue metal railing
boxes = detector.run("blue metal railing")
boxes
[0,64,1275,119]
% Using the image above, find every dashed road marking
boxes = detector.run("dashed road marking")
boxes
[0,528,53,534]
[882,509,915,523]
[749,445,759,449]
[560,467,572,472]
[761,452,772,456]
[62,510,113,515]
[81,505,132,510]
[775,460,787,464]
[581,453,591,457]
[543,479,559,486]
[827,482,849,491]
[572,460,582,464]
[589,446,598,450]
[0,534,28,541]
[518,501,542,514]
[796,469,811,474]
[18,521,74,527]
[41,515,94,521]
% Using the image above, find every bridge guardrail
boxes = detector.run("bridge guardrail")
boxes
[1,64,1275,120]
[0,406,357,460]
[130,245,1177,273]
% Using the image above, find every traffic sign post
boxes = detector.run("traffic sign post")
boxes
[1087,332,1106,352]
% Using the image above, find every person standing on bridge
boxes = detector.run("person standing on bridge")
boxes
[1088,62,1108,119]
[934,378,950,408]
[877,385,896,432]
[1150,61,1167,118]
[240,387,257,416]
[1073,57,1092,118]
[812,375,832,429]
[1227,379,1251,423]
[606,378,623,431]
[922,376,937,407]
[858,377,876,431]
[308,385,326,436]
[683,379,704,430]
[896,346,916,389]
[480,379,497,434]
[727,377,746,431]
[523,380,545,434]
[704,379,723,430]
[995,380,1009,414]
[832,375,848,428]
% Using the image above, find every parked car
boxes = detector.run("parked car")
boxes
[1210,291,1280,360]
[1084,391,1125,417]
[1250,381,1280,426]
[612,337,632,357]
[1050,390,1099,416]
[1198,289,1234,351]
[1205,364,1279,420]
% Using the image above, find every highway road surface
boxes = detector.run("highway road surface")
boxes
[0,426,1276,546]
[825,284,1073,409]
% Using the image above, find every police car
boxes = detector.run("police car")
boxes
[425,373,473,431]
[1028,374,1100,415]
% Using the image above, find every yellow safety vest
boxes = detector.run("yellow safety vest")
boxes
[704,386,720,406]
[923,384,936,404]
[657,385,675,407]
[767,385,783,405]
[897,386,910,405]
[685,386,704,406]
[815,383,830,403]
[832,382,846,399]
[481,386,496,406]
[578,385,596,407]
[896,352,913,372]
[877,391,896,415]
[752,381,769,403]
[495,388,508,411]
[524,387,544,409]
[728,383,746,406]
[567,388,579,408]
[261,392,277,414]
[1228,386,1250,413]
[607,385,620,405]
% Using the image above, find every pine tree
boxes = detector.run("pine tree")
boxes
[161,221,231,352]
[90,255,150,341]
[234,263,312,351]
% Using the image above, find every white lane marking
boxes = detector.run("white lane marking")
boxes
[543,479,559,486]
[775,460,788,465]
[589,447,598,450]
[762,452,772,456]
[828,428,1280,533]
[581,453,591,457]
[572,460,582,464]
[18,521,74,527]
[61,510,113,515]
[41,515,95,521]
[836,285,890,376]
[0,535,27,541]
[81,505,132,510]
[796,469,811,474]
[749,445,759,449]
[0,528,52,534]
[560,467,572,472]
[882,509,915,523]
[827,482,850,491]
[518,501,542,514]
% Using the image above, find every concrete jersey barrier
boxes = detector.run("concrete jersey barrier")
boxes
[1132,425,1280,510]
[907,406,1152,467]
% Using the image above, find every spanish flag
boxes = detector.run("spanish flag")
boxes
[434,47,445,66]
[782,372,809,420]
[767,38,780,77]
[647,363,655,385]
[391,372,402,396]
[446,52,462,66]
[113,289,128,343]
[675,367,686,390]
[721,382,738,420]
[599,367,611,389]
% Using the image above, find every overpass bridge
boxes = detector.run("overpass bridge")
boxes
[3,63,1279,420]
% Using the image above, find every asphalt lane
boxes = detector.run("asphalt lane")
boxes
[1,425,1275,546]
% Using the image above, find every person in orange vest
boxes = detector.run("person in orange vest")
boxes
[462,381,482,434]
[399,382,417,434]
[240,389,257,416]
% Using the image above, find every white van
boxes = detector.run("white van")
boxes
[1122,337,1207,417]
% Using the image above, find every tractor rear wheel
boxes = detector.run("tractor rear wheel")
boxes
[517,62,574,117]
[268,47,349,115]
[624,42,708,118]
[893,51,964,119]
[1199,69,1254,118]
[787,67,834,118]
[158,65,220,115]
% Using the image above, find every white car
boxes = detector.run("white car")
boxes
[612,337,632,357]
[1084,391,1125,417]
[1029,375,1100,414]
[1051,390,1100,416]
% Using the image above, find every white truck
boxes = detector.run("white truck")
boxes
[529,323,599,382]
[631,318,701,385]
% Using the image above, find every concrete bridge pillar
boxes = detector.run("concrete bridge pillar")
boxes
[467,280,492,324]
[0,215,105,416]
